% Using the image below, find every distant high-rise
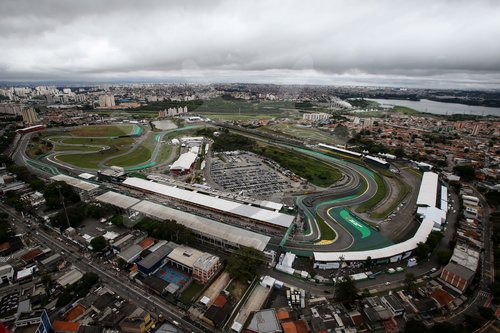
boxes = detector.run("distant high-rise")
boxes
[98,94,115,108]
[21,106,38,125]
[303,112,330,122]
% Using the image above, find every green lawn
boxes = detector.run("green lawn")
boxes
[259,124,343,145]
[179,282,204,305]
[57,152,111,169]
[260,146,342,187]
[69,124,134,137]
[55,137,136,169]
[203,114,277,121]
[355,172,387,213]
[371,176,411,219]
[54,145,101,152]
[316,214,337,240]
[157,143,174,163]
[105,133,156,167]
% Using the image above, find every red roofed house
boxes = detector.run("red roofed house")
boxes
[52,320,80,333]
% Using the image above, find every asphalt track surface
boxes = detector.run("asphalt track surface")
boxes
[277,145,389,254]
[16,125,201,175]
[16,125,392,256]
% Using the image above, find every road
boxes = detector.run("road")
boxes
[0,203,211,333]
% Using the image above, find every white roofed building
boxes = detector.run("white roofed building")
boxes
[130,200,270,252]
[122,177,294,231]
[170,152,197,175]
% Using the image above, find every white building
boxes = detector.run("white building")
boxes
[98,94,115,108]
[0,264,14,284]
[303,112,330,122]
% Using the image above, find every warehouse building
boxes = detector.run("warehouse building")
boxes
[169,151,198,175]
[122,177,294,231]
[439,243,479,293]
[137,242,176,276]
[50,174,100,202]
[117,244,144,264]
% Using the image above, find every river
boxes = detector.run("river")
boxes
[368,98,500,116]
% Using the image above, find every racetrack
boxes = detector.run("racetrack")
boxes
[278,144,396,255]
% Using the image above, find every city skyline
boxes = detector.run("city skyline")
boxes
[1,0,500,89]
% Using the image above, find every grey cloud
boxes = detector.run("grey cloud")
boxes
[1,0,500,88]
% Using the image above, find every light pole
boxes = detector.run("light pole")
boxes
[57,185,71,230]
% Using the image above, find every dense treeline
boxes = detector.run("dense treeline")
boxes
[134,217,194,245]
[131,100,203,112]
[56,272,99,307]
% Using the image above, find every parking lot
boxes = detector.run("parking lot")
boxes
[208,152,296,200]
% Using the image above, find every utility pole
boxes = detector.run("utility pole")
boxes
[57,185,71,230]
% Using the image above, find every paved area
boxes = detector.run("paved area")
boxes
[207,151,298,201]
[199,272,230,304]
[234,284,272,325]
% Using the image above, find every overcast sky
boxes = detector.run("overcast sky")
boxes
[1,0,500,88]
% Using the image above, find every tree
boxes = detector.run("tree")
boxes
[478,306,494,320]
[404,272,417,292]
[334,276,358,304]
[394,147,406,158]
[51,203,86,229]
[90,236,107,252]
[430,322,461,333]
[426,231,444,250]
[404,319,430,333]
[0,221,15,243]
[365,256,372,268]
[436,249,452,266]
[453,165,475,181]
[226,247,265,283]
[415,242,431,261]
[44,181,80,210]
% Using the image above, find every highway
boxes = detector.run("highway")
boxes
[0,203,211,333]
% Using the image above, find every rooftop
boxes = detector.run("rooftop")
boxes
[56,268,83,287]
[137,243,175,270]
[193,253,220,272]
[443,262,476,281]
[416,172,439,207]
[130,200,270,251]
[95,191,140,210]
[51,174,99,192]
[167,245,205,269]
[123,177,294,229]
[247,309,280,333]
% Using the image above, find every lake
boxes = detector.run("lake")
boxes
[368,98,500,116]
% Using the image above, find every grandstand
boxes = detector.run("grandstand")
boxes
[96,191,271,252]
[122,177,294,231]
[318,143,362,158]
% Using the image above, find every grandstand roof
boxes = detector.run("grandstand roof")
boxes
[51,174,99,192]
[416,172,439,207]
[130,200,270,251]
[318,143,362,157]
[95,191,140,209]
[314,212,435,262]
[123,177,294,229]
